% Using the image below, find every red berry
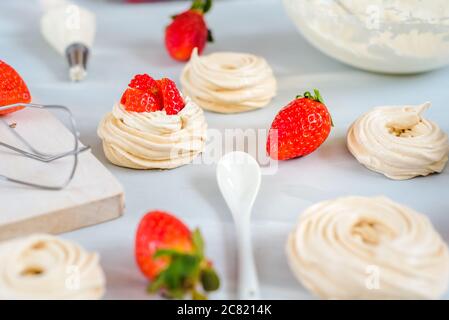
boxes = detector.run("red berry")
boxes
[135,211,193,280]
[0,60,31,116]
[165,1,213,62]
[267,90,332,160]
[121,74,163,113]
[121,88,163,113]
[129,74,158,92]
[158,78,185,115]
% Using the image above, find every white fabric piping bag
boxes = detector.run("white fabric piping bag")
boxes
[40,0,96,82]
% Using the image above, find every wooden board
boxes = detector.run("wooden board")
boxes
[0,107,124,242]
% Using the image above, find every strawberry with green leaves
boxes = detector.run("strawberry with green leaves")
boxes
[135,210,220,300]
[165,0,213,61]
[267,89,333,160]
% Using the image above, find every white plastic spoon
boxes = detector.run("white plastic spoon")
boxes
[216,151,261,300]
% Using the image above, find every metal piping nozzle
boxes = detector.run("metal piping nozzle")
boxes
[66,43,89,82]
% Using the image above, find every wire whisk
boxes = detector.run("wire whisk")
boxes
[0,103,89,190]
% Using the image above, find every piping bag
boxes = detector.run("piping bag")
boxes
[40,0,96,82]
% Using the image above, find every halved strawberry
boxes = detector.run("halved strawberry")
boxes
[121,74,163,113]
[121,88,162,113]
[135,210,220,300]
[158,78,185,115]
[0,61,31,116]
[129,74,159,93]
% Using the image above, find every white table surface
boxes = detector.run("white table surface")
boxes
[1,0,449,300]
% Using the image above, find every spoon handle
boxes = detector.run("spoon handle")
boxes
[236,219,260,300]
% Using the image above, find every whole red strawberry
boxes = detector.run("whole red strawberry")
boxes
[121,74,163,113]
[0,61,31,116]
[267,89,333,160]
[135,210,220,300]
[165,0,213,62]
[157,78,185,115]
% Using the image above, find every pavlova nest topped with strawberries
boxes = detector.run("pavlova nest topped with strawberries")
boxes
[98,74,207,170]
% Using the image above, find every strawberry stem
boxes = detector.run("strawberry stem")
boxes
[191,0,213,14]
[192,228,204,257]
[147,229,220,300]
[313,89,324,104]
[296,88,325,104]
[200,267,220,292]
[192,289,207,300]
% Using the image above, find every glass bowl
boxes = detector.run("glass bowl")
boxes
[283,0,449,74]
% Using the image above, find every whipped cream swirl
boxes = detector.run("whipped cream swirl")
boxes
[0,234,105,300]
[287,196,449,299]
[347,103,449,180]
[181,48,277,113]
[98,97,207,169]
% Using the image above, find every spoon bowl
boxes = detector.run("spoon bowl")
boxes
[217,151,261,218]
